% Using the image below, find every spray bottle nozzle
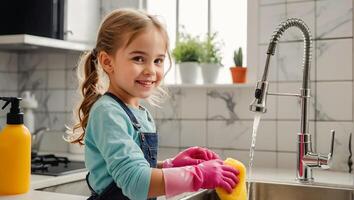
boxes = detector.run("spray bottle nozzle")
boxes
[0,97,23,124]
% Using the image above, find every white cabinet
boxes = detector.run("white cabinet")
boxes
[64,0,100,45]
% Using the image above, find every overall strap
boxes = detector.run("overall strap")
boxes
[104,92,141,131]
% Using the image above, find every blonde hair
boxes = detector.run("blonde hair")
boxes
[66,8,171,145]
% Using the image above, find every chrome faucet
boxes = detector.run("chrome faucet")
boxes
[249,18,335,182]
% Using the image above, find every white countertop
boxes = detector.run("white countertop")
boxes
[249,168,354,190]
[0,152,87,200]
[1,151,353,200]
[0,190,87,200]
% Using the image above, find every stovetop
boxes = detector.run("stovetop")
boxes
[31,152,86,176]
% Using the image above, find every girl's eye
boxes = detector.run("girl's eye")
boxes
[154,58,164,65]
[132,56,144,63]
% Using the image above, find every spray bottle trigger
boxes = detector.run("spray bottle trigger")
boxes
[1,100,10,110]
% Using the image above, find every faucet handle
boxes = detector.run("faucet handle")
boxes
[320,130,335,169]
[329,130,335,158]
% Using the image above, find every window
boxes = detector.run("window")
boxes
[210,0,247,67]
[146,0,248,84]
[179,0,208,38]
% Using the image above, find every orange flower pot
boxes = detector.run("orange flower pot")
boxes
[230,67,247,83]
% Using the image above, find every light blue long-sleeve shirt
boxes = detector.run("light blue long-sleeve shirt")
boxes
[84,95,156,200]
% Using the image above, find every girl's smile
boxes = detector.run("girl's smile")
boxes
[100,25,167,107]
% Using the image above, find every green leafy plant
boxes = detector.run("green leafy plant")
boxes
[172,33,202,63]
[233,47,243,67]
[200,32,222,64]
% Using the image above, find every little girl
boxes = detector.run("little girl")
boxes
[69,8,239,200]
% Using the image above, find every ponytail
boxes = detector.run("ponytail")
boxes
[66,49,107,144]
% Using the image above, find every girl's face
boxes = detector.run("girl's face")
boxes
[106,27,166,105]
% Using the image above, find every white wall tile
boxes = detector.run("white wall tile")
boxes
[316,81,352,121]
[48,53,67,70]
[66,52,80,70]
[180,120,206,147]
[47,90,66,112]
[156,120,180,147]
[0,72,17,91]
[207,120,251,149]
[223,150,250,166]
[259,4,287,44]
[316,121,353,172]
[284,1,315,41]
[277,121,315,152]
[316,39,352,81]
[316,0,352,38]
[255,121,277,151]
[18,52,48,71]
[65,89,80,112]
[252,151,277,168]
[260,0,285,5]
[277,42,316,82]
[35,112,66,132]
[140,100,157,119]
[277,152,296,169]
[180,88,207,119]
[48,70,66,89]
[0,52,17,72]
[157,147,179,161]
[277,82,315,120]
[207,88,277,120]
[207,89,236,120]
[207,120,276,151]
[155,88,181,119]
[66,68,78,89]
[224,150,277,168]
[40,130,68,152]
[19,70,47,91]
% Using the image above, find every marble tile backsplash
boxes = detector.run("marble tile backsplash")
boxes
[0,0,352,174]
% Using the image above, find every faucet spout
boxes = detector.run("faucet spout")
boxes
[249,18,334,182]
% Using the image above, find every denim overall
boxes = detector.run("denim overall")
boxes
[86,92,158,200]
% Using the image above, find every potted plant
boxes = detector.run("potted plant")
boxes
[230,47,247,83]
[172,34,202,84]
[200,33,222,84]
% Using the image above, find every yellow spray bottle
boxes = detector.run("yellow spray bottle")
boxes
[0,97,31,195]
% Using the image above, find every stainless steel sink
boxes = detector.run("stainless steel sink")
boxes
[180,182,354,200]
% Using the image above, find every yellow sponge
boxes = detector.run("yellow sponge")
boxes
[216,158,247,200]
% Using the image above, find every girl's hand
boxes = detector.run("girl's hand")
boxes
[162,159,240,197]
[162,146,220,168]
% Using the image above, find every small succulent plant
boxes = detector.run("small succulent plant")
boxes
[233,47,243,67]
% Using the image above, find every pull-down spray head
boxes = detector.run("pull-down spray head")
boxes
[249,81,269,113]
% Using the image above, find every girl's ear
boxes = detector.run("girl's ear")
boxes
[99,51,114,74]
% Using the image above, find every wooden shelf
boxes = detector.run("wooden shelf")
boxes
[0,34,93,52]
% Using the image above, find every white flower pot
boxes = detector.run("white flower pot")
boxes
[179,62,200,84]
[201,63,220,84]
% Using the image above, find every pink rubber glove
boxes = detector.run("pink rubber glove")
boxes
[163,146,220,168]
[163,159,239,198]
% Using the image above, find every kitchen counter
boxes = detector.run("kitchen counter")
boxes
[0,172,88,200]
[0,152,88,200]
[249,168,354,190]
[0,190,87,200]
[1,155,354,200]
